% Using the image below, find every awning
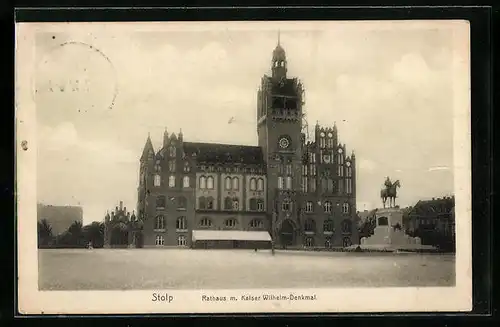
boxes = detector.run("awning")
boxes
[192,230,272,242]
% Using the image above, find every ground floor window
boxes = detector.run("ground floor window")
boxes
[342,236,352,248]
[177,235,187,246]
[325,237,332,248]
[305,237,314,247]
[155,235,164,246]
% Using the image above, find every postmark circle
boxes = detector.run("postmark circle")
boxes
[33,41,118,113]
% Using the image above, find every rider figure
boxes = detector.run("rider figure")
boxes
[384,176,392,190]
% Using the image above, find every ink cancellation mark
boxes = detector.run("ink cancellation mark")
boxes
[33,41,119,111]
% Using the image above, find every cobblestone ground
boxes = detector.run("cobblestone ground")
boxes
[38,249,455,290]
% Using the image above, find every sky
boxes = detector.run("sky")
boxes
[33,21,460,224]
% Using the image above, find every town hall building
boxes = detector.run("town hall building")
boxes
[106,39,358,249]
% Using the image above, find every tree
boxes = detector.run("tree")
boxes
[37,219,53,248]
[358,217,376,242]
[66,220,85,247]
[83,221,105,248]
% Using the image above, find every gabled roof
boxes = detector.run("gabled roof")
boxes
[183,142,265,166]
[409,197,455,217]
[140,135,154,161]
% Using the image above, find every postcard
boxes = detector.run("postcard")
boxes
[16,20,472,314]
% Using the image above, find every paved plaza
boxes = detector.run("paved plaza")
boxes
[38,249,455,290]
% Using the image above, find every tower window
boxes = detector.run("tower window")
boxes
[250,178,257,191]
[342,202,350,214]
[169,146,176,157]
[199,176,207,189]
[183,162,190,172]
[282,199,291,212]
[257,178,264,191]
[154,174,161,187]
[278,176,284,190]
[346,166,352,177]
[225,177,232,190]
[323,201,332,213]
[154,162,161,172]
[232,177,239,191]
[206,196,214,210]
[169,161,176,172]
[183,176,190,188]
[207,176,214,189]
[198,196,206,210]
[257,199,264,211]
[285,164,292,175]
[346,179,352,194]
[168,175,176,188]
[285,176,292,189]
[305,201,314,213]
[232,198,239,211]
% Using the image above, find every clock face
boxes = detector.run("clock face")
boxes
[323,155,331,163]
[327,132,333,138]
[279,137,290,149]
[346,161,351,167]
[338,148,343,154]
[320,132,325,137]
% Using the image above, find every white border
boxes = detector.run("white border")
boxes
[16,20,472,314]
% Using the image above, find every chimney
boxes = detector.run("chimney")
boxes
[120,201,123,210]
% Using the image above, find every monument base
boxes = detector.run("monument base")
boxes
[359,207,436,251]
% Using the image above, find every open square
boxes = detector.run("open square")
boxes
[38,249,455,290]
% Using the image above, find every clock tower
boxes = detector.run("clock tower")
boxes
[257,36,305,246]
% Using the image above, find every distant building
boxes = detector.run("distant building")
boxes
[37,203,83,235]
[103,201,141,248]
[405,196,455,249]
[133,39,358,249]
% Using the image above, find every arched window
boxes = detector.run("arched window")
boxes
[232,198,239,211]
[249,219,264,229]
[305,237,314,247]
[156,196,166,209]
[338,165,344,177]
[183,161,190,172]
[232,177,239,190]
[305,201,314,213]
[278,176,284,189]
[346,179,352,194]
[257,178,264,191]
[323,219,334,232]
[342,202,350,214]
[346,166,352,177]
[177,235,187,246]
[154,162,161,172]
[168,175,176,188]
[250,178,257,191]
[206,196,214,210]
[207,176,214,189]
[304,219,316,232]
[285,176,292,189]
[169,146,176,157]
[176,216,187,230]
[323,201,332,213]
[225,218,238,228]
[199,176,206,189]
[169,161,176,172]
[257,198,265,211]
[224,197,232,210]
[155,215,165,230]
[178,196,187,209]
[199,217,212,228]
[183,176,190,188]
[198,196,206,209]
[341,219,352,234]
[155,235,164,246]
[154,174,161,187]
[249,198,257,211]
[282,199,291,211]
[225,177,232,190]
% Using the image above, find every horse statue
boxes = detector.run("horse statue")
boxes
[380,178,401,208]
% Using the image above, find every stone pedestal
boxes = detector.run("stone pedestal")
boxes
[360,207,432,251]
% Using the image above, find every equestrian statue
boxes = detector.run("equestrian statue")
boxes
[380,176,401,208]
